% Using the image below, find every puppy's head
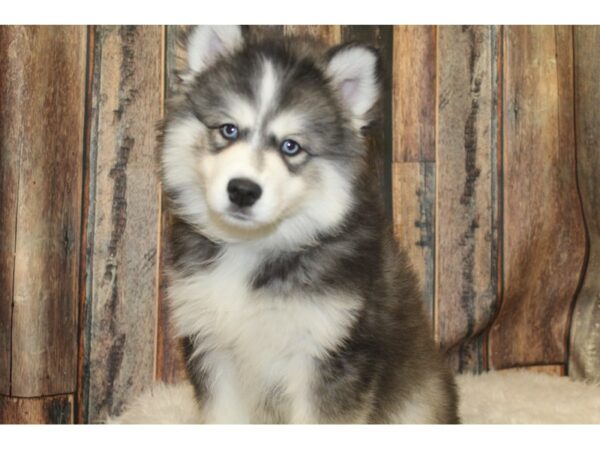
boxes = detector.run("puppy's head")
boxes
[161,26,380,247]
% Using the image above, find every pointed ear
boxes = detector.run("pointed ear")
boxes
[186,25,243,74]
[326,44,380,126]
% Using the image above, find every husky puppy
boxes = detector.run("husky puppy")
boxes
[160,25,458,423]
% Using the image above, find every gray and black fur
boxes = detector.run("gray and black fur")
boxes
[160,26,458,424]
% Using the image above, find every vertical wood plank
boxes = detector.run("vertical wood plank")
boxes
[0,26,87,397]
[82,26,162,421]
[0,394,74,424]
[436,26,500,372]
[155,209,188,383]
[489,26,586,369]
[155,25,188,384]
[393,162,436,320]
[393,26,436,163]
[0,26,20,395]
[392,26,437,322]
[570,25,600,382]
[76,24,96,424]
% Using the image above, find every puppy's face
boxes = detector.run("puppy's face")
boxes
[161,26,380,247]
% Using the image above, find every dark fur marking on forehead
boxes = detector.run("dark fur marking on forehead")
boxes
[189,38,341,124]
[171,35,368,169]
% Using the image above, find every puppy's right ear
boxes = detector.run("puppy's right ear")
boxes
[184,25,243,76]
[326,43,380,129]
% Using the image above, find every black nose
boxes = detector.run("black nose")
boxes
[227,178,262,207]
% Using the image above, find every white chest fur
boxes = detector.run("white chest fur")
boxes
[169,246,359,422]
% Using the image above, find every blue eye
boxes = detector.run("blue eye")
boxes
[280,139,302,156]
[219,123,239,140]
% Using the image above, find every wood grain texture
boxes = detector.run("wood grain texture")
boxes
[283,25,341,44]
[155,208,187,384]
[570,25,600,382]
[489,26,586,369]
[436,26,500,372]
[0,394,73,424]
[392,26,437,322]
[0,26,87,397]
[155,25,188,384]
[82,26,162,421]
[392,26,436,163]
[4,23,598,422]
[393,163,436,321]
[244,25,284,41]
[0,26,20,395]
[75,25,96,424]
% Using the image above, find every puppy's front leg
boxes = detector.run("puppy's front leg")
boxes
[202,351,250,424]
[286,355,320,424]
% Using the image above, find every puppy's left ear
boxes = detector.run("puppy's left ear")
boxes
[186,25,244,74]
[326,44,380,127]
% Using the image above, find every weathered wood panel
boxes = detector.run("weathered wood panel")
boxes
[75,25,96,424]
[392,162,435,320]
[5,23,599,423]
[392,26,437,322]
[436,26,499,372]
[82,25,163,422]
[570,25,600,382]
[0,394,73,424]
[155,209,188,383]
[393,26,436,164]
[488,26,586,369]
[0,26,87,397]
[0,27,21,395]
[155,25,188,384]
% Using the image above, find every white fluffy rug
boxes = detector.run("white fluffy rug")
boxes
[109,370,600,424]
[457,371,600,424]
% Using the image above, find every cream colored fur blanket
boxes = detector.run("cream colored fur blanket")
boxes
[109,370,600,424]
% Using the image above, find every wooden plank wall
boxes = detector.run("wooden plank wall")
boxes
[487,26,586,373]
[80,26,163,423]
[569,26,600,382]
[435,26,499,371]
[0,26,87,422]
[392,25,590,375]
[392,26,502,372]
[0,25,598,423]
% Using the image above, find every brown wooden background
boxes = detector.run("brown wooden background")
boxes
[0,25,599,424]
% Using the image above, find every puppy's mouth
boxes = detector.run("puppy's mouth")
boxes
[226,209,253,222]
[220,207,262,228]
[204,203,281,243]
